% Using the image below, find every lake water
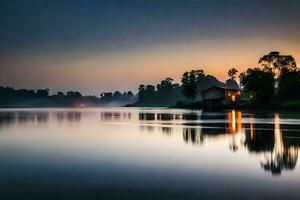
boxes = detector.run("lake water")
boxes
[0,108,300,199]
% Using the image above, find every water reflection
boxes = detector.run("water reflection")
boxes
[183,128,203,144]
[101,111,131,121]
[0,112,16,129]
[0,109,300,177]
[162,127,173,135]
[139,113,155,120]
[138,110,300,176]
[260,114,299,175]
[0,110,134,128]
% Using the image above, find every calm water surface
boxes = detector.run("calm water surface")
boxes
[0,108,300,199]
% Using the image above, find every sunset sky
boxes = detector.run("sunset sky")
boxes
[0,0,300,95]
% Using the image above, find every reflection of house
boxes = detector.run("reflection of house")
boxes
[202,86,241,110]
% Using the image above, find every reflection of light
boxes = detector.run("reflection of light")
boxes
[228,110,237,133]
[232,110,236,131]
[228,111,242,152]
[274,113,284,157]
[250,114,254,140]
[228,111,241,133]
[274,114,280,132]
[237,111,242,131]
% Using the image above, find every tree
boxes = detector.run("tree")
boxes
[113,91,122,100]
[144,85,156,102]
[57,91,65,97]
[195,69,205,80]
[126,91,134,98]
[156,78,176,102]
[181,70,198,101]
[239,68,275,103]
[228,68,238,80]
[73,92,82,98]
[120,91,134,102]
[138,84,146,102]
[259,51,297,77]
[226,68,239,89]
[36,89,49,97]
[100,92,113,103]
[67,91,74,97]
[159,78,174,90]
[277,70,300,99]
[137,84,156,104]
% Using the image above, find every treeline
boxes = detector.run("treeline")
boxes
[239,51,300,105]
[135,51,300,108]
[100,91,136,105]
[133,78,182,106]
[1,51,298,108]
[133,69,239,107]
[0,87,135,107]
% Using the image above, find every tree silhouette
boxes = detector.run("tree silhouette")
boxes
[259,51,297,77]
[135,77,183,106]
[36,89,49,97]
[277,70,300,99]
[181,70,198,101]
[145,85,156,102]
[239,68,275,103]
[57,91,65,97]
[226,68,239,89]
[156,78,176,103]
[138,84,146,102]
[127,91,133,98]
[228,68,238,80]
[113,91,122,100]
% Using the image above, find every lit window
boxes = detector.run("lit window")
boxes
[231,95,236,102]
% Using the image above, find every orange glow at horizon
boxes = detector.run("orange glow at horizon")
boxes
[1,37,300,94]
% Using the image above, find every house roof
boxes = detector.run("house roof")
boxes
[202,85,241,93]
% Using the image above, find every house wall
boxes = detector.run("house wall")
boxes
[224,90,240,105]
[202,87,241,110]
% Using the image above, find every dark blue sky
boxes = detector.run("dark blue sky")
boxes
[0,0,300,94]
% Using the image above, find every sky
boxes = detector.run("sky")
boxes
[0,0,300,95]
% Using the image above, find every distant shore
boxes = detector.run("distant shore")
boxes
[2,101,300,113]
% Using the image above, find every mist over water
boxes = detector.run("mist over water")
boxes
[0,108,300,199]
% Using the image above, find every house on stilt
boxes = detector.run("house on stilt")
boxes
[202,86,241,110]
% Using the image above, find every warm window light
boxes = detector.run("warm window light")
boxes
[231,95,236,102]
